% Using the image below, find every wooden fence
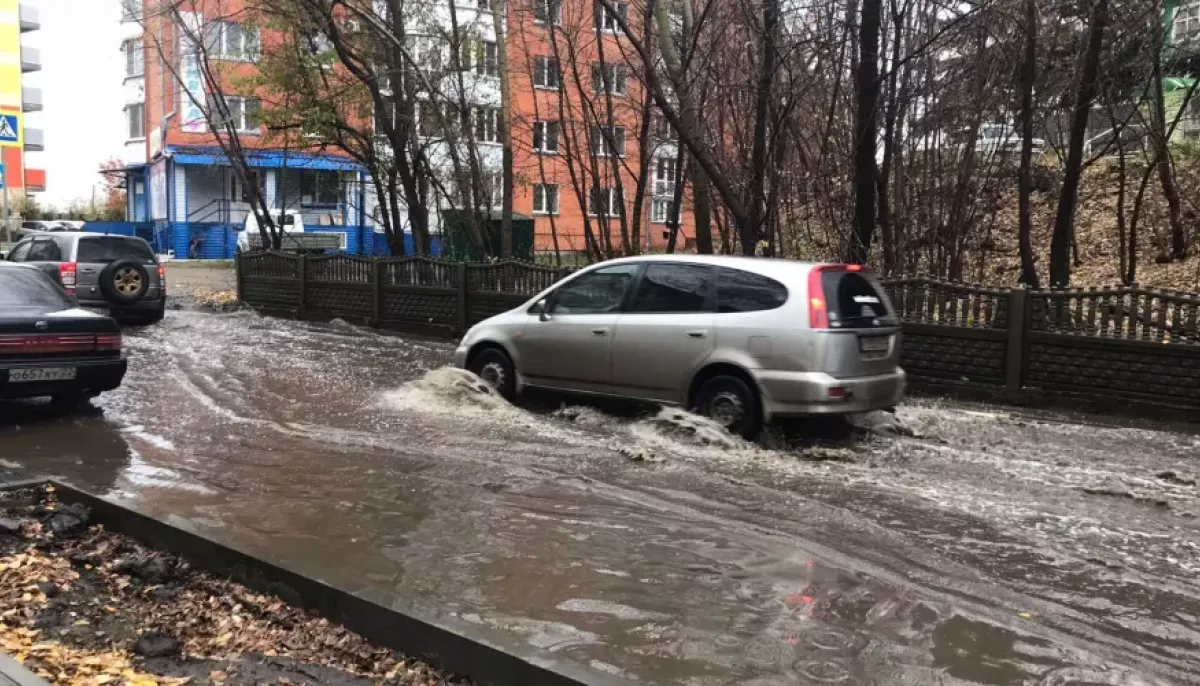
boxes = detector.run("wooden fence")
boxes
[238,253,1200,416]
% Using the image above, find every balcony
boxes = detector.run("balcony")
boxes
[21,45,40,73]
[19,4,39,32]
[25,168,45,193]
[24,127,43,152]
[22,87,41,112]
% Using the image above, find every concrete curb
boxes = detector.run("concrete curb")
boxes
[1,480,641,686]
[0,652,49,686]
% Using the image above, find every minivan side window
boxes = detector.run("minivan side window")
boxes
[549,264,640,315]
[627,263,713,313]
[716,267,788,313]
[6,242,32,262]
[27,240,63,262]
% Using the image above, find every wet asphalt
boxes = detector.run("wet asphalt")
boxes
[1,306,1198,685]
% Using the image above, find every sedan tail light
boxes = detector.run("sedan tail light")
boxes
[0,333,122,354]
[95,334,123,352]
[59,262,77,295]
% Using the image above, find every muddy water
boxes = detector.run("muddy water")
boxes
[2,310,1199,685]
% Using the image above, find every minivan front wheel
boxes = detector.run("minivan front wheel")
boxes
[469,348,517,401]
[695,375,762,440]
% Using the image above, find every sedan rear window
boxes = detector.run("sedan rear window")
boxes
[821,271,894,328]
[0,269,73,308]
[76,237,155,263]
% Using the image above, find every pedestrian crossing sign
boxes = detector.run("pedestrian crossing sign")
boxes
[0,113,21,148]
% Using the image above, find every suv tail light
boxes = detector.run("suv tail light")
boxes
[807,264,867,329]
[59,262,77,295]
[95,334,123,352]
[157,264,166,295]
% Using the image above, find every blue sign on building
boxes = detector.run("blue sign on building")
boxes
[0,115,19,146]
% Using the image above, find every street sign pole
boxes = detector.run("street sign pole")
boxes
[1,164,8,249]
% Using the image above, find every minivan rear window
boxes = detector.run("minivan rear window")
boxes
[76,237,155,264]
[821,271,893,328]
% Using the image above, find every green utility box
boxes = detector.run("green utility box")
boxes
[440,210,535,261]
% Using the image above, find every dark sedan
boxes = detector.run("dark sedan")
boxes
[0,263,127,410]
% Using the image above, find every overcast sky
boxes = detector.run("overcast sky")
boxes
[26,0,125,208]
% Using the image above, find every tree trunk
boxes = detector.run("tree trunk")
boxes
[1150,46,1187,260]
[491,0,514,257]
[850,0,882,264]
[1049,0,1107,287]
[745,0,780,255]
[1016,0,1040,287]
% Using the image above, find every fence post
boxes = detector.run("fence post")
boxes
[457,262,469,333]
[1004,287,1030,393]
[372,258,384,326]
[298,254,308,314]
[234,250,244,303]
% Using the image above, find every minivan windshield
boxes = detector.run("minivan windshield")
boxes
[821,271,894,328]
[77,237,155,264]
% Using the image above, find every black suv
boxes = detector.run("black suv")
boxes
[5,232,166,325]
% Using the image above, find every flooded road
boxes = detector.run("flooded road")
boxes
[2,308,1199,685]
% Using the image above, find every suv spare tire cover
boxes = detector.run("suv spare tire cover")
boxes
[99,259,151,304]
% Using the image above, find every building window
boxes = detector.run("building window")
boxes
[471,40,499,77]
[283,169,342,207]
[231,170,262,203]
[533,56,560,89]
[124,40,144,78]
[126,103,145,140]
[301,29,334,57]
[210,21,260,60]
[590,125,626,157]
[534,0,562,25]
[473,106,501,143]
[591,63,627,96]
[121,0,142,22]
[654,157,677,195]
[1177,2,1200,44]
[594,1,628,32]
[419,101,459,138]
[456,171,503,209]
[588,186,623,217]
[651,198,678,224]
[651,112,673,140]
[533,120,560,153]
[533,183,559,215]
[220,96,261,133]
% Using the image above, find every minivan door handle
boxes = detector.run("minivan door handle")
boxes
[686,330,707,339]
[591,328,609,336]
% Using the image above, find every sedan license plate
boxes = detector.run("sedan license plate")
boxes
[8,367,77,383]
[859,336,890,354]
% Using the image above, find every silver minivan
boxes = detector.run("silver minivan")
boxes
[454,255,906,437]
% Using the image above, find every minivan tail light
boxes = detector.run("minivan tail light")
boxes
[808,266,830,329]
[59,263,77,295]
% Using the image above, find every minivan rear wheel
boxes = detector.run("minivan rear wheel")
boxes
[695,375,762,440]
[469,348,517,401]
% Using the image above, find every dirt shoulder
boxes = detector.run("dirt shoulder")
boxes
[164,262,238,312]
[0,487,460,685]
